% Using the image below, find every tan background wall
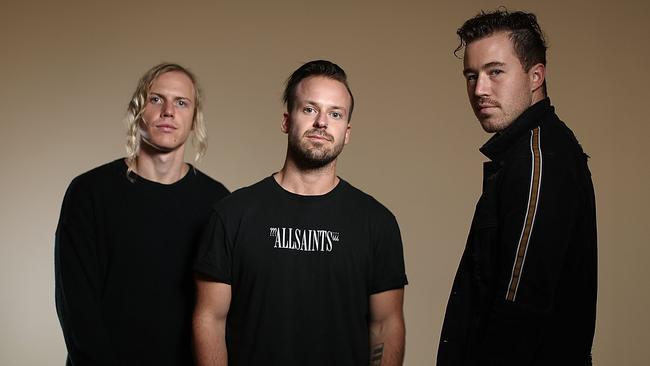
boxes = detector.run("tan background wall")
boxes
[1,0,648,364]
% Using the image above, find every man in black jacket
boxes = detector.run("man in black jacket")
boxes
[437,9,597,365]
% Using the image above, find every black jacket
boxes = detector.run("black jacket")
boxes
[437,99,597,365]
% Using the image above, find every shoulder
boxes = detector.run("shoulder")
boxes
[211,176,273,213]
[61,159,125,210]
[538,110,587,159]
[536,112,591,188]
[503,115,589,194]
[67,159,124,194]
[189,167,230,198]
[506,110,586,170]
[340,180,398,223]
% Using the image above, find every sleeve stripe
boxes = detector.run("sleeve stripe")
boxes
[506,127,543,302]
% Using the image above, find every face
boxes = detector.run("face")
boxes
[463,32,542,132]
[282,76,352,169]
[140,71,196,154]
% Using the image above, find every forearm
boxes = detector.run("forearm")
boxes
[193,310,227,366]
[369,316,405,366]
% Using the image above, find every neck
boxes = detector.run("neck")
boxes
[132,145,188,184]
[531,88,546,106]
[274,155,339,195]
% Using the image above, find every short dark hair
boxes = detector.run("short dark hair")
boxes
[283,60,355,121]
[456,8,547,73]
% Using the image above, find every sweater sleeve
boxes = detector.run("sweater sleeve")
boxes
[478,132,582,364]
[55,178,119,365]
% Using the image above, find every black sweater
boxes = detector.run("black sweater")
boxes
[55,159,229,365]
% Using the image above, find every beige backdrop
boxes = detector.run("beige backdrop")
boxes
[1,0,648,364]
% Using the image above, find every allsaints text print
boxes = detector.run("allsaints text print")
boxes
[269,227,340,252]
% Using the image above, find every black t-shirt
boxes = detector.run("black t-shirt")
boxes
[194,176,408,366]
[55,158,229,366]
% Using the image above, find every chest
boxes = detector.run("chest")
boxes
[231,205,374,291]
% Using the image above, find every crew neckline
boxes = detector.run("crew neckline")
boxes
[118,158,195,188]
[266,174,347,202]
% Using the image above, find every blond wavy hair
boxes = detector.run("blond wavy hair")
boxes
[124,63,207,179]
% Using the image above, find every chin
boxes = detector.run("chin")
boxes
[142,139,182,154]
[479,117,510,133]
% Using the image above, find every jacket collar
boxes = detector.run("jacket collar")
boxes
[479,98,552,160]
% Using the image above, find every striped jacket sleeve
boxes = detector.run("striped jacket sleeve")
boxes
[478,127,582,364]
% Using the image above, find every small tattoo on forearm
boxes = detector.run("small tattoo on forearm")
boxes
[370,343,384,366]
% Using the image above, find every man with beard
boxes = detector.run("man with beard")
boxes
[437,9,597,365]
[55,63,229,365]
[193,60,408,366]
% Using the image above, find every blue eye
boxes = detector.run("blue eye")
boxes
[330,111,342,119]
[149,95,162,103]
[303,106,316,113]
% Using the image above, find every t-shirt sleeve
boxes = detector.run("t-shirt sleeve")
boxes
[370,209,408,294]
[194,209,233,284]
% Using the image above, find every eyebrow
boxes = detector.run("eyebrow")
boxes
[304,100,347,112]
[149,92,193,102]
[463,61,507,76]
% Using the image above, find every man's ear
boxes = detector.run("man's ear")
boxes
[344,123,351,145]
[281,112,290,134]
[529,63,546,92]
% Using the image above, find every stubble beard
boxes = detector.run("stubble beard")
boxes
[474,93,534,133]
[287,131,343,170]
[474,98,507,133]
[479,115,510,133]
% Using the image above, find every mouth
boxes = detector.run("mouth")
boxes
[307,135,331,141]
[476,104,499,114]
[156,123,177,132]
[475,98,499,112]
[304,131,333,142]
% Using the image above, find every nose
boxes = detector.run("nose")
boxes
[474,74,490,97]
[313,112,327,128]
[162,101,174,118]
